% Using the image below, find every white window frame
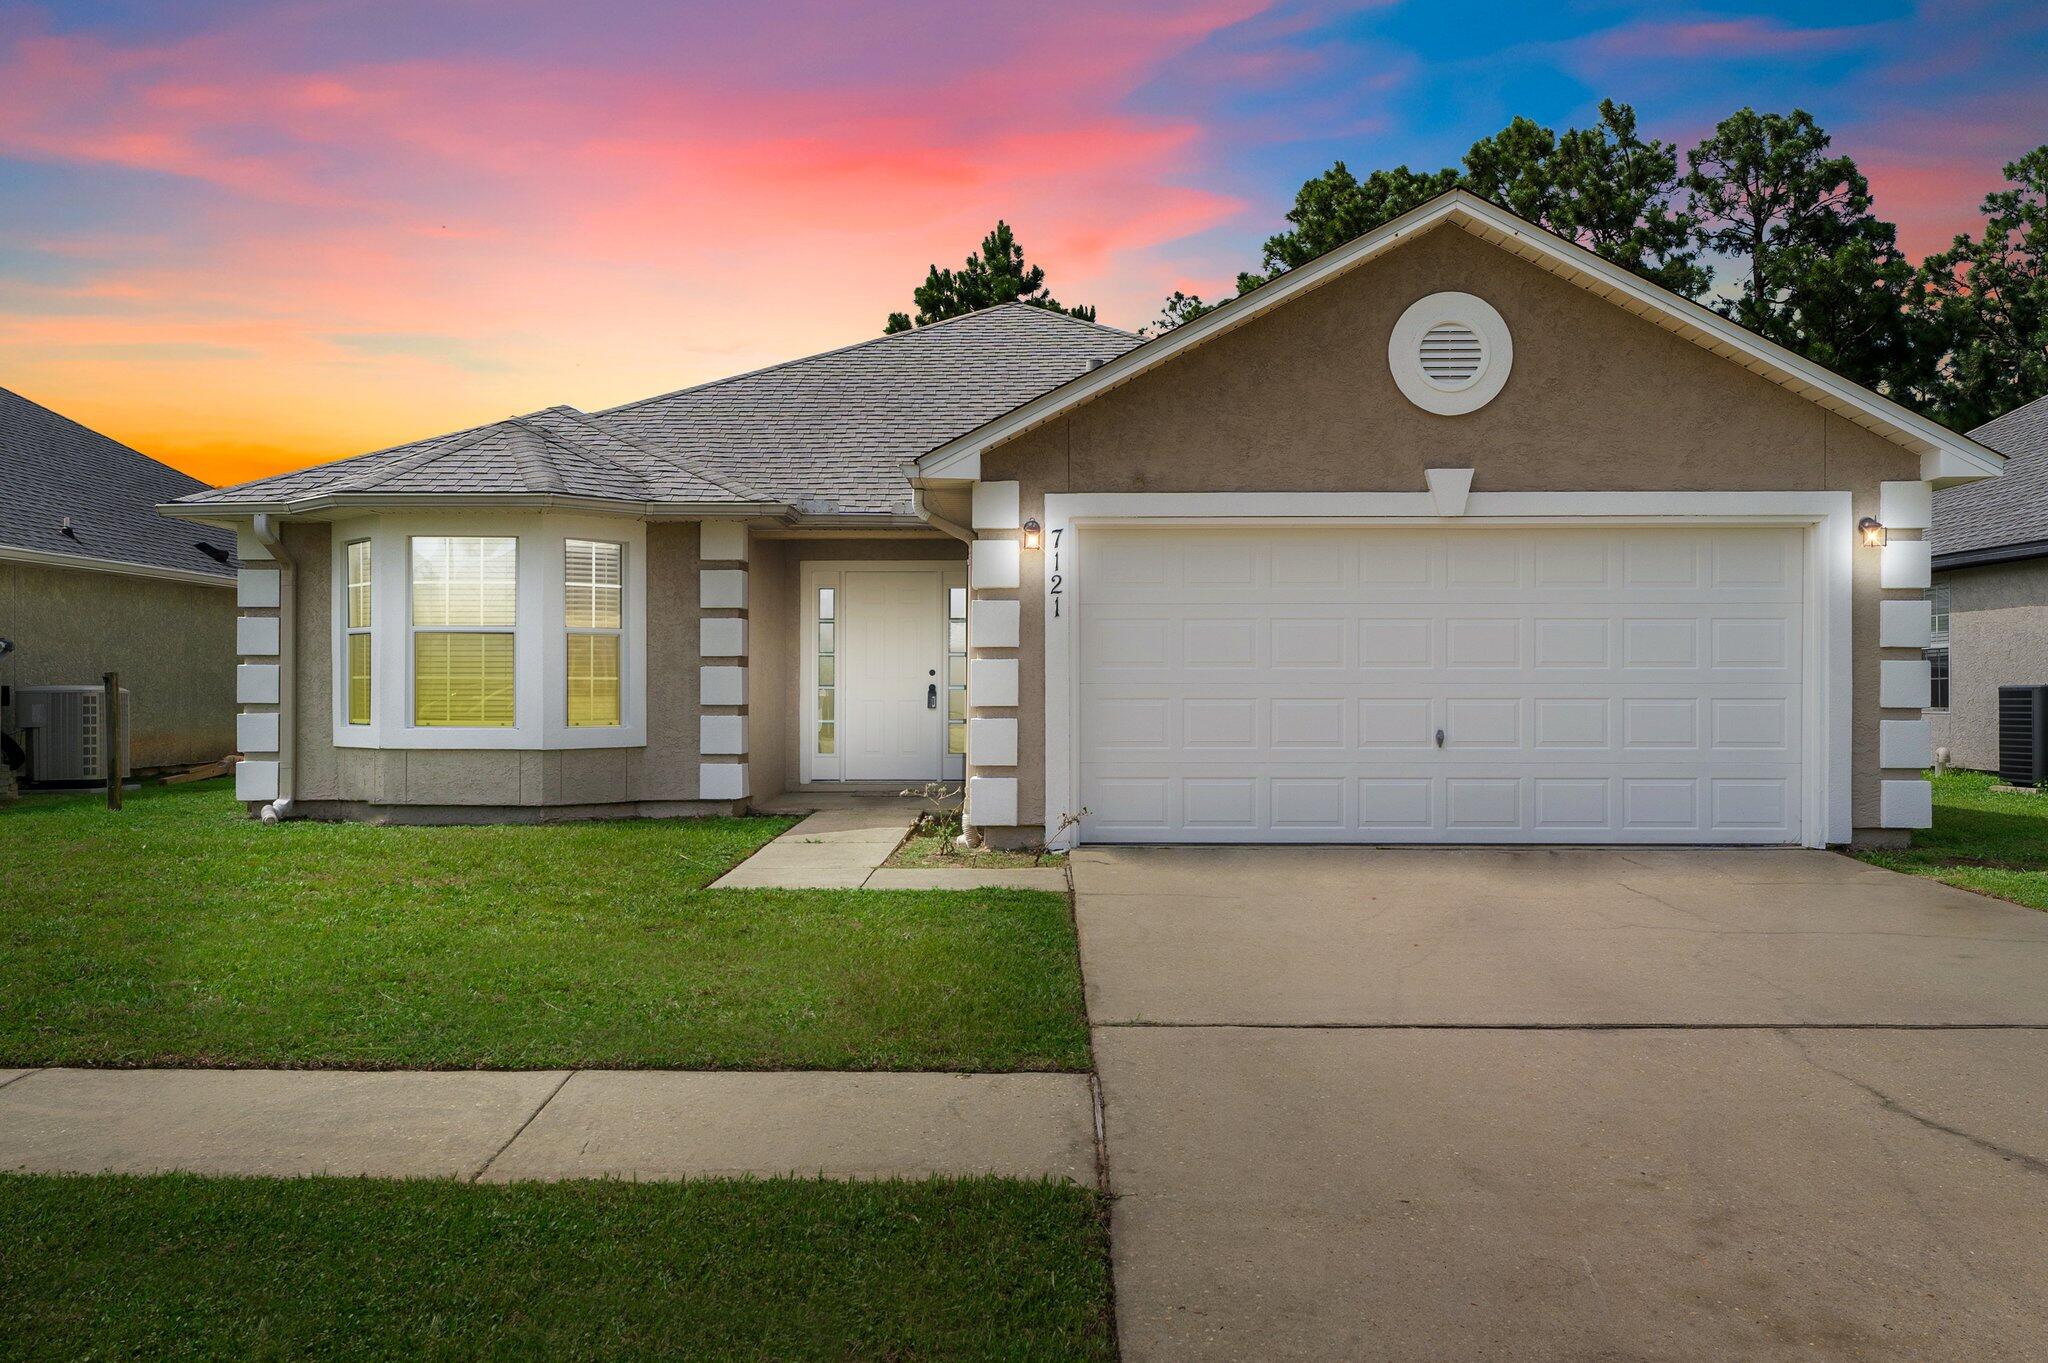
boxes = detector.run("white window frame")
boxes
[330,511,646,751]
[1038,490,1855,850]
[564,537,626,728]
[343,538,373,726]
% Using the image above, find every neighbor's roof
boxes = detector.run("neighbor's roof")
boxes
[1932,393,2048,567]
[918,190,2006,487]
[172,305,1141,518]
[0,385,235,581]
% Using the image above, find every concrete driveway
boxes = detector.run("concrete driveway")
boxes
[1076,846,2048,1362]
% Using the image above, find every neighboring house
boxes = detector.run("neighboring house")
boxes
[1,386,237,775]
[165,191,2003,847]
[1926,393,2048,772]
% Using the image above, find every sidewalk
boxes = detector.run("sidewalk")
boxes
[0,1067,1096,1184]
[712,795,1067,891]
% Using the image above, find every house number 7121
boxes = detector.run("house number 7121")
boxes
[1048,528,1064,618]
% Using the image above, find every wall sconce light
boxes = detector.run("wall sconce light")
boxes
[1858,517,1888,548]
[1023,518,1042,550]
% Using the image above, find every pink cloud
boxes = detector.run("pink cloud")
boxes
[1583,16,1873,61]
[0,2,1276,481]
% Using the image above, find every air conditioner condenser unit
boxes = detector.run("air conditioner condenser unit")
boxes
[16,684,131,786]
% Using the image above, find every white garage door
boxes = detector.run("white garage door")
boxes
[1077,525,1805,844]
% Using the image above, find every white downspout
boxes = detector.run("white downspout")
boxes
[911,483,974,544]
[251,513,297,822]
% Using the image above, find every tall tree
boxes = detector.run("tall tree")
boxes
[1684,108,1921,393]
[1143,290,1218,336]
[884,221,1096,333]
[1236,163,1460,292]
[1242,103,1701,297]
[1471,100,1707,297]
[1916,145,2048,428]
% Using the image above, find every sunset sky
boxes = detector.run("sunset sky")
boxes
[2,0,2044,488]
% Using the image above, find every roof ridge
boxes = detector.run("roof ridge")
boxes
[337,420,513,494]
[546,406,773,503]
[506,410,651,491]
[597,303,1133,418]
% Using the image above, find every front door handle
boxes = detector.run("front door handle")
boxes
[927,683,938,710]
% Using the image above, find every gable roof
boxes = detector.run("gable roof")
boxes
[1931,393,2048,568]
[917,190,2006,487]
[169,304,1140,519]
[0,385,235,582]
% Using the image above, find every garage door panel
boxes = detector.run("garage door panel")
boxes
[1077,526,1806,845]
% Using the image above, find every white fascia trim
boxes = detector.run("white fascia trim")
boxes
[916,192,2004,484]
[0,543,235,587]
[1040,490,1855,850]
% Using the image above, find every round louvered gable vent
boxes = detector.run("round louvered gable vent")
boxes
[1389,293,1513,414]
[1419,322,1484,387]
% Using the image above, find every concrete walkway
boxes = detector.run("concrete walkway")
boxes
[0,1068,1096,1184]
[712,794,1067,891]
[1078,846,2048,1362]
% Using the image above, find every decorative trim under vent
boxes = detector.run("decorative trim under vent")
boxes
[1389,291,1513,415]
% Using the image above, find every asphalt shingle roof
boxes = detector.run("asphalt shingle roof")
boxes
[178,304,1143,516]
[1,386,234,577]
[1932,394,2048,563]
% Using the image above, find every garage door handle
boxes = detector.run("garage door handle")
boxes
[1435,728,1445,748]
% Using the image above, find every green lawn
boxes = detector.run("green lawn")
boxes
[0,1172,1115,1361]
[0,781,1090,1070]
[888,824,1064,870]
[1856,769,2048,911]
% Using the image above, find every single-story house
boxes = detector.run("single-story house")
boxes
[2,385,237,779]
[165,191,2004,846]
[1925,392,2048,772]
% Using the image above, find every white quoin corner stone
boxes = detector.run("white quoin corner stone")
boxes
[700,617,748,659]
[968,658,1019,708]
[1425,468,1474,517]
[236,569,280,608]
[236,712,280,755]
[699,520,749,562]
[235,759,279,803]
[970,599,1021,649]
[970,539,1021,590]
[967,717,1019,767]
[1878,481,1933,530]
[236,663,280,705]
[1879,598,1932,649]
[700,666,748,707]
[966,775,1019,827]
[700,714,748,755]
[699,763,749,801]
[971,481,1022,530]
[1880,719,1933,770]
[700,569,749,609]
[1879,658,1931,709]
[236,616,280,657]
[1880,540,1931,590]
[1880,779,1933,829]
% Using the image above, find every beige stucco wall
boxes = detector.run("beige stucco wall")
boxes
[0,558,235,770]
[285,518,712,815]
[748,534,967,796]
[975,222,1929,839]
[271,518,963,818]
[1927,560,2048,772]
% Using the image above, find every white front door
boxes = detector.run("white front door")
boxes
[842,569,944,780]
[1076,525,1807,844]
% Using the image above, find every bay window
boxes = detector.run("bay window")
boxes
[410,535,517,727]
[333,516,645,750]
